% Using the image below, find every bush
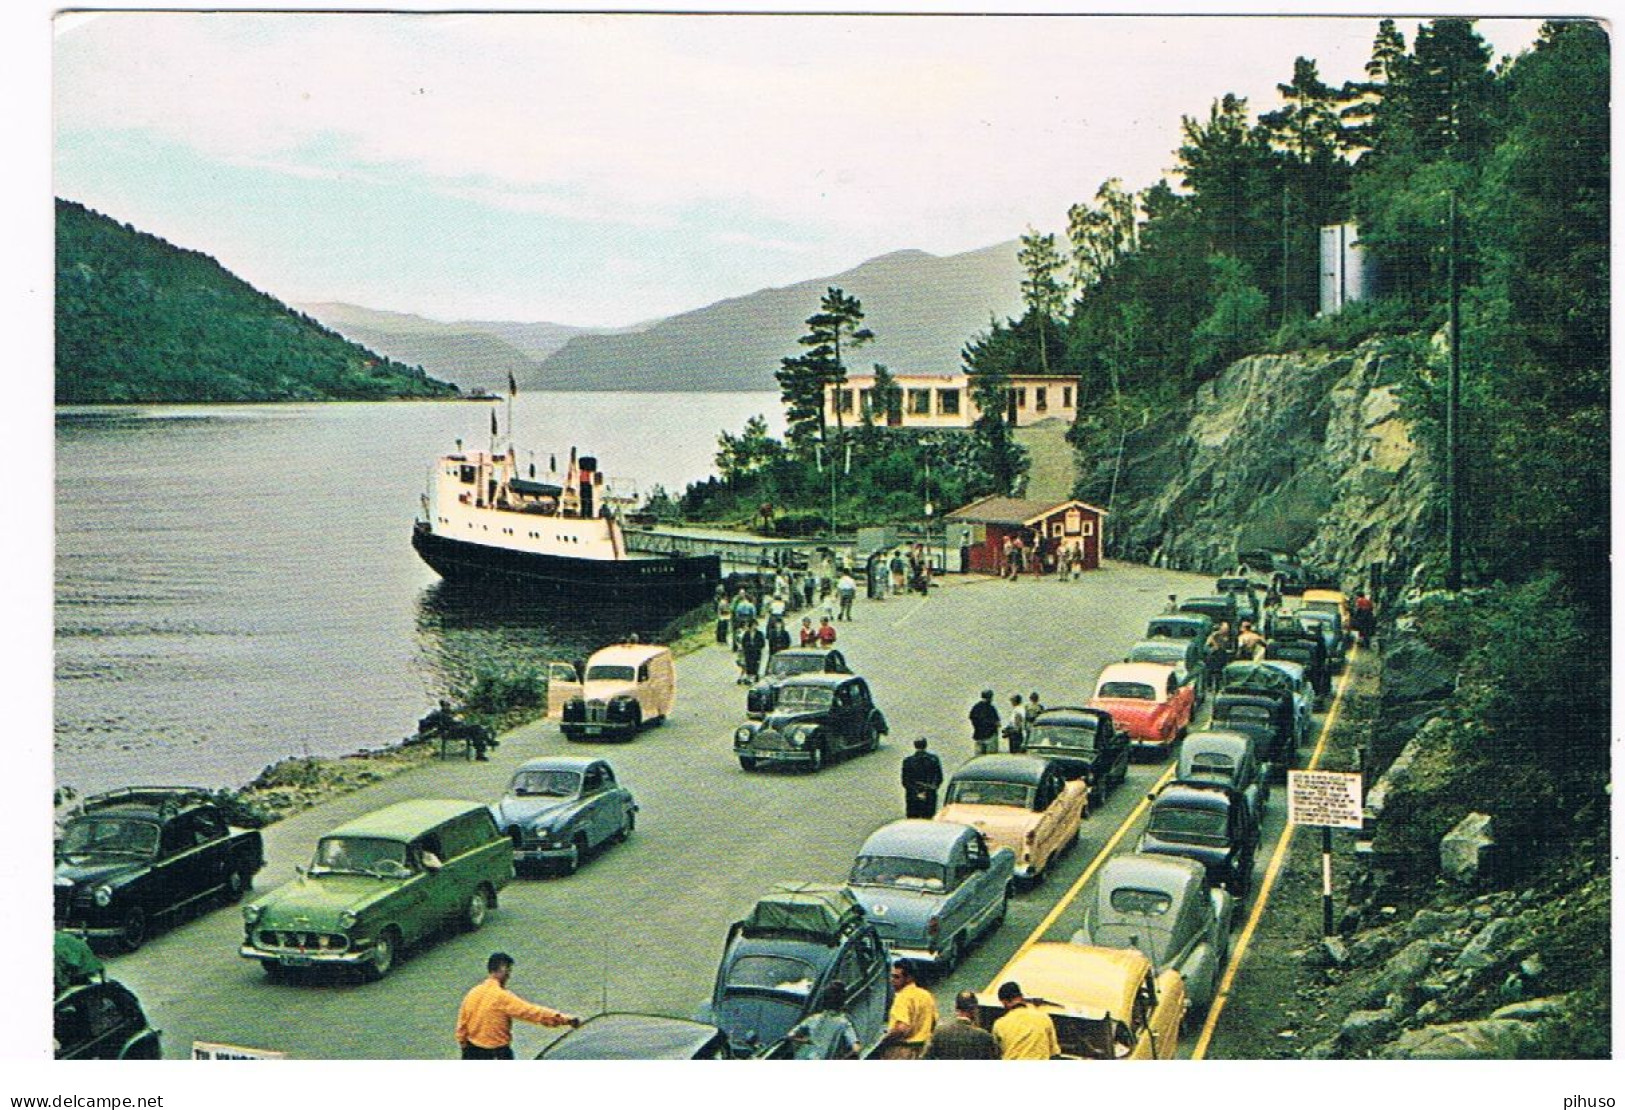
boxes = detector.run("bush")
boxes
[457,663,546,717]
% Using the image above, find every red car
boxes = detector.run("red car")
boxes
[1088,662,1195,756]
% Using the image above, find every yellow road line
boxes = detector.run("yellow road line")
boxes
[983,761,1178,991]
[1190,643,1361,1059]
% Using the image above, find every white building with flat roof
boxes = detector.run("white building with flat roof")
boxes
[824,372,1079,429]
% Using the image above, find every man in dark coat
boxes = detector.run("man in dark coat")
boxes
[901,738,944,819]
[737,619,766,684]
[969,689,1001,756]
[924,991,999,1060]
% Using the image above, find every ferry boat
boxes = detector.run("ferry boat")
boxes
[411,444,720,605]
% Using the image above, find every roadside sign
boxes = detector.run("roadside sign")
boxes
[1287,769,1363,829]
[192,1040,287,1060]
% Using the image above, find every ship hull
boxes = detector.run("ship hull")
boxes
[411,522,719,606]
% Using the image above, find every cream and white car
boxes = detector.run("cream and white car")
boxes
[936,755,1088,882]
[549,643,675,740]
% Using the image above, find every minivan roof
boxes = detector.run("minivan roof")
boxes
[588,644,671,667]
[326,799,487,840]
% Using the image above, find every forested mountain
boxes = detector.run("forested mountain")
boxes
[534,242,1024,391]
[55,200,459,403]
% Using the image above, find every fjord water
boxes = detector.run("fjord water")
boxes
[55,394,778,796]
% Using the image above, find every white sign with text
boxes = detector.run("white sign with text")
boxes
[1287,770,1363,829]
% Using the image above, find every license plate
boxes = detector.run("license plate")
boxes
[583,725,602,735]
[282,954,313,967]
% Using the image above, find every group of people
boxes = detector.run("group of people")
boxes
[880,545,934,597]
[999,532,1086,580]
[968,688,1044,757]
[720,571,853,685]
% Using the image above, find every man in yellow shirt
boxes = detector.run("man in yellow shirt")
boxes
[991,981,1060,1060]
[455,952,580,1059]
[876,960,938,1059]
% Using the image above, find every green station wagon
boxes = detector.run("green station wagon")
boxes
[240,799,513,981]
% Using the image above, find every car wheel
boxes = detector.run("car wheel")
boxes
[365,928,401,981]
[865,720,880,753]
[117,908,147,953]
[624,706,642,738]
[738,756,758,772]
[561,727,582,742]
[463,885,490,931]
[614,809,635,843]
[223,865,250,904]
[943,935,964,972]
[808,744,825,772]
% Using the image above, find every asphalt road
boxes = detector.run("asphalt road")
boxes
[101,561,1260,1060]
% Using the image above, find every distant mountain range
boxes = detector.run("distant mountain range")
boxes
[304,241,1025,393]
[56,200,459,404]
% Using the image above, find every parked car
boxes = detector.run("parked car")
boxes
[550,643,676,740]
[701,883,892,1058]
[54,787,266,952]
[1210,689,1298,773]
[1139,782,1258,898]
[1178,595,1240,632]
[536,1014,731,1060]
[1088,662,1195,757]
[1252,659,1314,747]
[1176,730,1270,830]
[1071,853,1232,1015]
[1023,706,1131,797]
[972,943,1186,1059]
[1214,576,1262,627]
[1291,607,1348,669]
[1125,639,1206,703]
[1265,628,1330,701]
[1145,613,1216,685]
[1237,549,1307,593]
[936,755,1088,882]
[747,648,851,717]
[1221,662,1311,751]
[733,674,887,772]
[241,799,513,981]
[491,756,637,875]
[1301,588,1352,635]
[846,819,1014,972]
[54,975,162,1060]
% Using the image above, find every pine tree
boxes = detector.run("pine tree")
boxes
[1017,229,1066,374]
[774,287,875,448]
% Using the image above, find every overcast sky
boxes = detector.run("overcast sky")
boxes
[54,12,1545,327]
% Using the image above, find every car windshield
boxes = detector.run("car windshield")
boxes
[849,856,948,891]
[775,686,835,712]
[946,781,1035,809]
[1188,753,1238,778]
[724,955,818,998]
[1219,705,1274,725]
[1097,682,1156,701]
[1149,623,1198,639]
[59,818,159,858]
[508,770,581,798]
[1129,646,1183,666]
[768,654,826,678]
[1027,725,1094,753]
[1109,887,1174,916]
[585,664,637,682]
[312,836,411,876]
[1148,806,1229,846]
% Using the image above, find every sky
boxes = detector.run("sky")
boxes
[50,10,1548,328]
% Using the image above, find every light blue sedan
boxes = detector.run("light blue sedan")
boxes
[490,756,637,875]
[845,820,1015,972]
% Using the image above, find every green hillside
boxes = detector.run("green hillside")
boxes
[55,199,459,403]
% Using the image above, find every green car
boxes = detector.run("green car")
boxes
[240,800,513,981]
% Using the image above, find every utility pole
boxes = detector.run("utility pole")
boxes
[1446,192,1463,591]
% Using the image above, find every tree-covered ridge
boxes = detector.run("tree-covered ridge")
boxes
[55,199,460,403]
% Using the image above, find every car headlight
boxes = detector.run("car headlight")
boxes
[338,910,357,928]
[788,726,815,748]
[734,726,755,746]
[243,904,261,924]
[92,885,113,908]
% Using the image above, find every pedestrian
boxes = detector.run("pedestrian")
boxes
[1352,590,1376,645]
[876,960,937,1059]
[837,570,857,620]
[866,552,885,601]
[969,689,1000,756]
[455,952,579,1059]
[799,615,817,647]
[714,589,731,646]
[1206,620,1236,678]
[901,738,944,819]
[768,593,788,622]
[817,616,838,646]
[1000,537,1014,579]
[1027,691,1044,726]
[990,980,1059,1061]
[730,589,756,651]
[765,616,791,658]
[738,618,766,684]
[1004,694,1027,755]
[1237,620,1265,661]
[1010,536,1026,578]
[924,990,999,1060]
[784,980,862,1059]
[890,550,907,595]
[1164,593,1181,613]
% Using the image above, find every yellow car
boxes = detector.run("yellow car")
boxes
[1300,588,1350,632]
[936,755,1088,882]
[975,943,1187,1059]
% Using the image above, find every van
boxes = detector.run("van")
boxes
[549,643,676,740]
[240,799,514,980]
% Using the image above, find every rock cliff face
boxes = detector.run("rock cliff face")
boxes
[1077,339,1435,598]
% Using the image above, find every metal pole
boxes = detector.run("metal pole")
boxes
[1321,826,1335,937]
[1446,192,1463,591]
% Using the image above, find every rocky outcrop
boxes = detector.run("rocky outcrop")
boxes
[1079,339,1433,598]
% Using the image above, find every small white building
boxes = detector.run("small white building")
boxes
[1320,223,1376,316]
[824,372,1079,430]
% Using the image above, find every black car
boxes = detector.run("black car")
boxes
[733,674,888,772]
[1138,781,1258,898]
[1266,633,1330,701]
[54,978,161,1060]
[1023,707,1131,797]
[537,1014,731,1059]
[1179,595,1240,631]
[1214,576,1263,627]
[1210,690,1298,774]
[55,788,266,951]
[746,648,851,717]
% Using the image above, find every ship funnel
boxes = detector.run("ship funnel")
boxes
[578,455,596,518]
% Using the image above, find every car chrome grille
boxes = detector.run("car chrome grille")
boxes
[755,729,790,751]
[256,930,348,952]
[584,700,608,723]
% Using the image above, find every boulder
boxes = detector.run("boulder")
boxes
[1364,938,1441,1008]
[1382,637,1457,704]
[1337,1008,1398,1055]
[1455,917,1519,972]
[1379,1018,1538,1059]
[1406,907,1469,942]
[1441,812,1497,885]
[1490,996,1568,1022]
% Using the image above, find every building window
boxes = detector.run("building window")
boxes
[859,389,873,417]
[1036,387,1048,412]
[1081,521,1094,537]
[909,389,932,415]
[938,389,960,416]
[1014,388,1028,410]
[1063,386,1073,408]
[836,388,854,414]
